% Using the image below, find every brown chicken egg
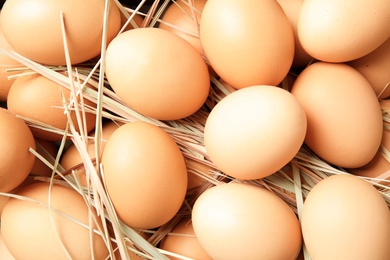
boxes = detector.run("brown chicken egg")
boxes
[105,27,210,120]
[159,217,212,260]
[0,19,21,102]
[349,99,390,183]
[159,0,207,54]
[276,0,313,68]
[192,182,302,259]
[200,0,294,89]
[60,121,121,186]
[301,174,390,259]
[204,85,307,180]
[0,108,35,192]
[297,0,390,62]
[1,182,109,259]
[291,62,383,168]
[0,0,121,65]
[0,232,14,260]
[348,37,390,99]
[7,73,96,141]
[101,121,188,229]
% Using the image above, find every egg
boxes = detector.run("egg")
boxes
[204,85,307,180]
[1,182,109,259]
[101,121,187,229]
[348,37,390,99]
[0,232,14,260]
[192,182,302,259]
[349,99,390,182]
[301,174,390,259]
[60,121,121,186]
[291,62,383,168]
[159,217,212,260]
[0,0,121,65]
[105,27,210,120]
[276,0,313,69]
[0,107,35,192]
[186,158,219,191]
[0,176,34,217]
[7,73,96,141]
[297,0,390,62]
[199,0,294,89]
[158,0,207,54]
[0,19,22,102]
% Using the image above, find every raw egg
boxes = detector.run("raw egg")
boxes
[297,0,390,62]
[192,182,302,259]
[159,217,212,260]
[159,0,207,54]
[1,182,109,259]
[101,121,187,229]
[105,27,210,120]
[7,73,96,141]
[200,0,294,89]
[348,37,390,99]
[0,107,35,192]
[204,85,307,180]
[291,62,383,168]
[0,0,121,65]
[301,174,390,259]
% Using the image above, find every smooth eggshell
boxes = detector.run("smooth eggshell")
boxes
[192,182,302,259]
[102,121,188,229]
[276,0,313,68]
[0,0,121,65]
[1,182,109,260]
[291,62,383,168]
[0,232,14,260]
[301,174,390,259]
[105,27,210,120]
[159,0,207,54]
[160,217,212,260]
[349,99,390,183]
[0,108,35,192]
[348,37,390,99]
[60,121,121,186]
[204,85,307,180]
[0,21,22,102]
[297,0,390,62]
[7,73,96,141]
[200,0,294,89]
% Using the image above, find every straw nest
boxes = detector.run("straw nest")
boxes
[0,0,389,259]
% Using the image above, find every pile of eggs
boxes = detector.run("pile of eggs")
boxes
[0,0,389,259]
